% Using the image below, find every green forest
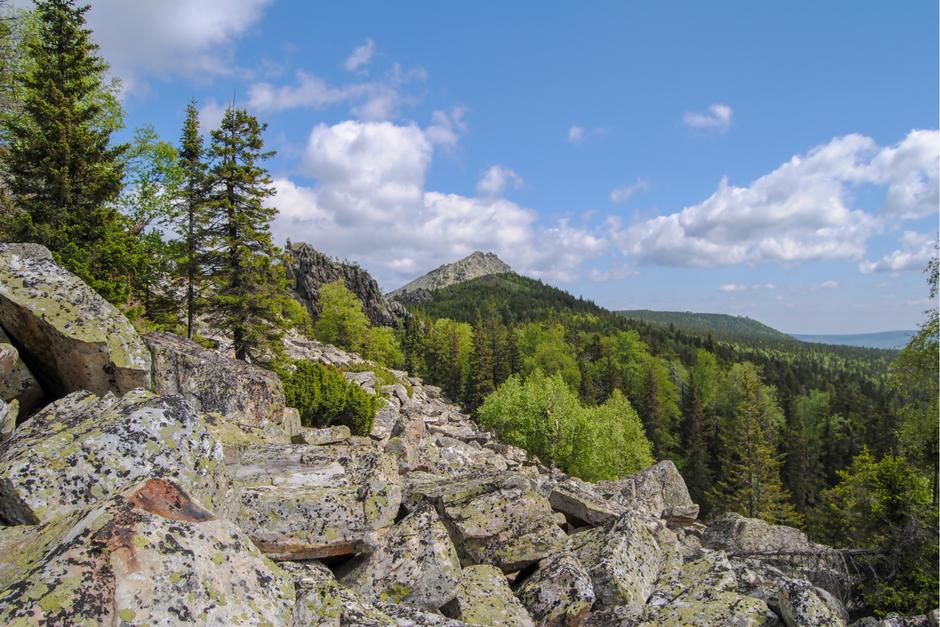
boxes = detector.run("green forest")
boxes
[0,0,936,617]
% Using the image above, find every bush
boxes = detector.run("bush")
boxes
[282,360,378,435]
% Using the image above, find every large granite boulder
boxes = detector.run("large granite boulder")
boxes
[777,578,845,627]
[144,331,286,427]
[550,476,627,527]
[0,243,151,397]
[341,505,462,610]
[705,512,819,555]
[0,328,44,419]
[234,439,402,560]
[405,471,567,572]
[515,552,596,627]
[0,478,295,625]
[595,460,699,523]
[0,389,227,525]
[443,564,534,626]
[567,512,665,610]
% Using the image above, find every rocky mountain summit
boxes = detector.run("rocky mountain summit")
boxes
[0,242,934,626]
[388,251,512,303]
[286,241,407,327]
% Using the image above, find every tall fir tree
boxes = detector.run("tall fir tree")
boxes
[3,0,134,302]
[178,99,208,339]
[203,106,289,362]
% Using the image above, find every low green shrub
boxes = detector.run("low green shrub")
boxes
[282,360,378,435]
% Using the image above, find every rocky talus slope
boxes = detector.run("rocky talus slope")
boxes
[387,251,512,304]
[0,242,935,626]
[286,241,407,327]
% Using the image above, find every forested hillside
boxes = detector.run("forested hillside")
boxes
[618,309,796,344]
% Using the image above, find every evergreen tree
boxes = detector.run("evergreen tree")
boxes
[467,316,496,411]
[203,106,289,362]
[177,99,208,339]
[3,0,134,301]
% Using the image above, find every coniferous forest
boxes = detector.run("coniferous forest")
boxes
[0,0,936,617]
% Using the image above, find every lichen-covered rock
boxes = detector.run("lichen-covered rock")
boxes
[419,435,509,476]
[550,477,627,527]
[280,560,345,626]
[515,552,596,627]
[144,331,285,425]
[291,424,351,446]
[777,578,845,627]
[567,512,663,610]
[443,564,534,626]
[595,460,699,523]
[235,439,401,560]
[0,398,16,443]
[342,506,462,610]
[0,389,227,525]
[0,478,295,625]
[405,471,567,572]
[639,551,779,626]
[705,512,818,555]
[0,328,44,418]
[0,243,151,396]
[203,412,291,467]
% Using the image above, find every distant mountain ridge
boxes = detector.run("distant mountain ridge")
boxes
[618,309,795,344]
[791,330,916,350]
[387,251,512,303]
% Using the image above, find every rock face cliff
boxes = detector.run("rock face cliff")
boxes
[285,241,407,327]
[0,243,928,626]
[387,251,512,303]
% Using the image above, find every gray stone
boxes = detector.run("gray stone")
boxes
[550,476,627,527]
[443,564,534,626]
[405,471,567,572]
[0,398,16,444]
[0,243,151,397]
[0,389,227,525]
[144,331,285,426]
[515,552,596,627]
[292,424,352,445]
[0,328,44,418]
[596,460,699,523]
[777,578,845,627]
[567,512,664,610]
[342,506,462,610]
[0,478,294,626]
[234,439,401,560]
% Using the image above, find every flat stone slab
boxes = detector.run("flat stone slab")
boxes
[234,440,401,560]
[550,476,627,527]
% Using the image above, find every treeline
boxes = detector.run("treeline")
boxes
[400,271,938,615]
[0,0,305,364]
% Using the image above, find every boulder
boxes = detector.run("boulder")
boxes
[0,243,151,397]
[777,578,845,627]
[144,331,285,425]
[405,471,567,572]
[291,424,351,446]
[0,389,227,525]
[550,476,627,527]
[443,564,534,626]
[515,552,596,627]
[639,551,779,626]
[0,328,44,418]
[419,435,509,476]
[0,398,16,444]
[0,478,295,625]
[705,512,818,555]
[595,460,699,523]
[567,512,664,610]
[341,506,462,610]
[0,341,16,378]
[234,439,401,560]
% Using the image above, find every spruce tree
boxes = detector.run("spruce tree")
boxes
[178,99,208,339]
[203,106,289,362]
[4,0,132,301]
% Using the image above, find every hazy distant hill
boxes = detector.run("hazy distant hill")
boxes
[617,309,796,344]
[791,330,916,350]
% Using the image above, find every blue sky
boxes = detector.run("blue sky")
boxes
[78,1,938,333]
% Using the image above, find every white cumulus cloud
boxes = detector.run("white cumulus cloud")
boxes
[860,231,937,274]
[476,165,524,198]
[610,179,651,204]
[682,103,733,132]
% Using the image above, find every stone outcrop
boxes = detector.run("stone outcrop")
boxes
[0,389,227,525]
[0,478,295,625]
[0,242,151,397]
[515,552,596,626]
[145,331,286,427]
[285,241,406,327]
[388,251,513,303]
[444,564,535,626]
[596,459,699,523]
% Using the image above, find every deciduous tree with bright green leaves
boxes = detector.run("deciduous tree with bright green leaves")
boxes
[314,279,371,353]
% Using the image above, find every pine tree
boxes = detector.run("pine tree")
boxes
[4,0,133,301]
[203,106,289,362]
[177,99,208,339]
[467,317,496,411]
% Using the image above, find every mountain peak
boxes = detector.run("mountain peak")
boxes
[388,251,513,301]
